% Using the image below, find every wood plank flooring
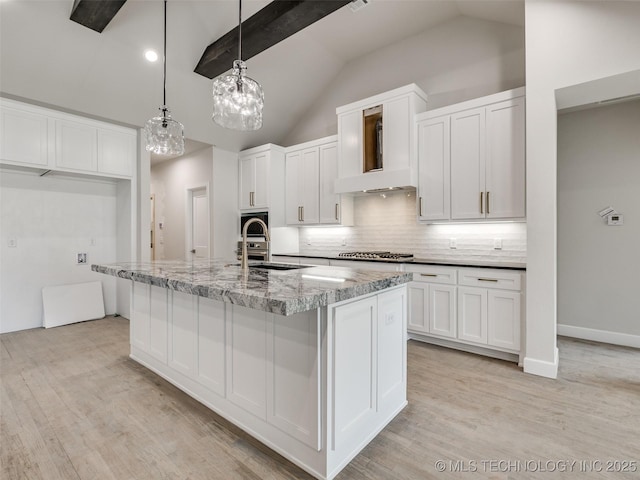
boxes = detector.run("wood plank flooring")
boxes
[2,316,639,479]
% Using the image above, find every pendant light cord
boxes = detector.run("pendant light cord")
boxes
[238,0,242,60]
[163,0,167,108]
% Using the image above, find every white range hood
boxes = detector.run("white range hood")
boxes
[334,84,427,194]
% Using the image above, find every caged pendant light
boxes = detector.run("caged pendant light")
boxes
[211,0,264,131]
[144,0,185,156]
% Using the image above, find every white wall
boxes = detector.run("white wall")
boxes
[0,169,118,333]
[525,0,640,377]
[299,191,526,264]
[212,146,240,260]
[282,15,524,146]
[557,100,640,343]
[150,147,214,260]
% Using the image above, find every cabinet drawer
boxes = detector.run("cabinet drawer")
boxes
[457,268,521,291]
[404,265,456,285]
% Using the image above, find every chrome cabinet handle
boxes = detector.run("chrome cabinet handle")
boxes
[478,278,498,282]
[480,192,484,214]
[335,203,339,221]
[419,196,423,217]
[420,273,438,277]
[486,191,490,214]
[301,206,304,222]
[298,206,301,222]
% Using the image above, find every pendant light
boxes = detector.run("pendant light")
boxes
[144,0,185,155]
[211,0,264,131]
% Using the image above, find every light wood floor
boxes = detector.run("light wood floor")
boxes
[2,316,639,479]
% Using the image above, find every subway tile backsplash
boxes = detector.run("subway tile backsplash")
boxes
[298,191,527,264]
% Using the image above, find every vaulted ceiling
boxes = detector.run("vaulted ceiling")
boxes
[0,1,524,153]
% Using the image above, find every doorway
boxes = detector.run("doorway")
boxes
[186,185,210,259]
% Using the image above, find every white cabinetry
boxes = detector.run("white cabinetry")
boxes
[0,101,50,167]
[416,88,525,223]
[55,118,98,172]
[238,144,286,226]
[407,266,457,339]
[335,84,428,193]
[0,98,136,178]
[406,264,523,358]
[285,136,353,226]
[416,116,450,221]
[285,146,319,224]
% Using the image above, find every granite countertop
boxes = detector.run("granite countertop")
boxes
[273,253,526,270]
[92,259,412,316]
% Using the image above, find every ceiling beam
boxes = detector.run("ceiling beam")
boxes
[195,0,351,79]
[70,0,128,33]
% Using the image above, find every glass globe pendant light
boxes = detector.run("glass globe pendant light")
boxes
[144,0,185,155]
[212,0,264,131]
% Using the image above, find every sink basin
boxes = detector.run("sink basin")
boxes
[249,263,307,271]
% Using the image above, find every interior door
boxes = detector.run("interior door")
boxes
[190,187,209,259]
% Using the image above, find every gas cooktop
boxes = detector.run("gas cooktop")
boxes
[337,251,414,262]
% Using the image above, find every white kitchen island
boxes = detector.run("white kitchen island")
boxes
[93,259,411,480]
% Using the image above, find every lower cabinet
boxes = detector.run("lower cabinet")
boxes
[406,265,523,356]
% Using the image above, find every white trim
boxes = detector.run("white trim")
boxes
[523,347,559,379]
[185,183,210,259]
[558,324,640,349]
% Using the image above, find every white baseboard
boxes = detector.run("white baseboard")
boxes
[558,324,640,349]
[523,347,559,379]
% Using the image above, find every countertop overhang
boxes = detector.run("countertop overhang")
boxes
[92,259,412,316]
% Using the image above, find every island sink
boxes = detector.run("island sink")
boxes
[249,262,308,271]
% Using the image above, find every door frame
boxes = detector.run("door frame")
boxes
[185,183,210,259]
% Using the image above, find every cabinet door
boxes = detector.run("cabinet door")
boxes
[300,147,319,223]
[337,110,362,178]
[253,152,270,208]
[383,96,411,171]
[485,97,525,219]
[417,116,450,221]
[55,119,97,172]
[408,282,429,334]
[429,284,456,339]
[450,108,485,220]
[285,150,302,225]
[0,106,49,167]
[97,128,135,177]
[319,142,341,224]
[239,155,255,209]
[130,282,150,352]
[457,286,487,344]
[487,290,521,351]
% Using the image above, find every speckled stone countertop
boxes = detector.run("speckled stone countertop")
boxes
[274,253,526,270]
[92,259,412,316]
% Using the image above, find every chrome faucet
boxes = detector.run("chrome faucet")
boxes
[241,217,270,271]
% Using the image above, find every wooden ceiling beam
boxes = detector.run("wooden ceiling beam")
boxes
[195,0,351,79]
[70,0,128,33]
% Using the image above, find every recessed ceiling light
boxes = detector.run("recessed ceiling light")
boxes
[145,50,158,62]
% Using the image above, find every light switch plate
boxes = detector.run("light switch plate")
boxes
[8,237,17,248]
[494,238,503,250]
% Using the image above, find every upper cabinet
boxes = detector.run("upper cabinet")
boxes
[0,98,137,179]
[238,144,286,225]
[335,84,428,193]
[416,88,525,223]
[0,102,50,168]
[285,136,353,226]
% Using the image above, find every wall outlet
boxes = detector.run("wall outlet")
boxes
[77,253,87,264]
[494,238,503,250]
[89,238,96,246]
[449,238,457,249]
[342,238,347,246]
[8,237,17,248]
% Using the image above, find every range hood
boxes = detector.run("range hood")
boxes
[334,168,417,194]
[333,83,427,195]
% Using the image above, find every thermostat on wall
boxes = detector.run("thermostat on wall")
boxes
[607,214,624,226]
